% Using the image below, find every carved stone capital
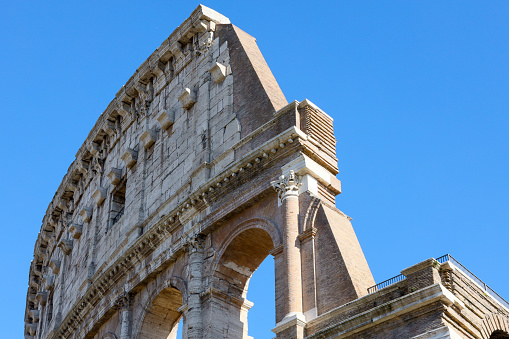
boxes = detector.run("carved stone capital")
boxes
[114,292,134,310]
[185,234,205,253]
[271,170,302,203]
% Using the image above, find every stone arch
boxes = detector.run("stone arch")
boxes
[214,218,282,264]
[102,333,118,339]
[208,218,281,338]
[481,313,509,339]
[133,276,188,339]
[302,196,321,231]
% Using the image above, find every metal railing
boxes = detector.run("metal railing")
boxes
[112,207,124,225]
[367,274,406,294]
[367,254,509,311]
[436,254,509,310]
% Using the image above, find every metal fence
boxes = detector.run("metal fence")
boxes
[367,273,406,294]
[436,254,508,310]
[367,253,509,311]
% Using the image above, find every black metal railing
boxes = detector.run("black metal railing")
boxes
[367,254,509,311]
[436,254,509,310]
[112,207,124,225]
[367,274,406,294]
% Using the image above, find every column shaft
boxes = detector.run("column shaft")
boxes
[282,194,303,315]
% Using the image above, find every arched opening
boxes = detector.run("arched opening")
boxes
[138,286,183,339]
[245,255,275,338]
[212,225,278,338]
[491,330,509,339]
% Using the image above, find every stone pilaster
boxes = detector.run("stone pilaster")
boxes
[114,292,134,339]
[187,235,205,339]
[271,171,306,338]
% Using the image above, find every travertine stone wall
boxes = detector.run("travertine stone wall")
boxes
[25,5,375,339]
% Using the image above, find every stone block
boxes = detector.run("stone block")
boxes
[58,239,73,255]
[79,206,93,223]
[209,62,227,84]
[49,259,61,274]
[42,275,54,290]
[36,291,48,306]
[107,167,123,185]
[121,147,138,168]
[178,88,197,110]
[69,223,83,239]
[92,187,107,205]
[140,128,157,149]
[157,110,175,130]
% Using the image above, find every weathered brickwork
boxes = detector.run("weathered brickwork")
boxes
[25,5,509,339]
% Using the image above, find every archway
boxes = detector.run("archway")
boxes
[209,220,280,338]
[137,286,184,339]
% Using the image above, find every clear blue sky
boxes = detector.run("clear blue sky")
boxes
[2,1,508,338]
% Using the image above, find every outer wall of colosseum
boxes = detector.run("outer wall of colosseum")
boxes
[25,5,509,339]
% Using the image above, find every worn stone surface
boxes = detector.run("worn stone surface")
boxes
[25,5,509,339]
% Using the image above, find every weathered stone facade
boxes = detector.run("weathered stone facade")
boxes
[25,5,509,339]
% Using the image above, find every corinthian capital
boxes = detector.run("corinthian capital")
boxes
[114,292,134,310]
[271,170,301,203]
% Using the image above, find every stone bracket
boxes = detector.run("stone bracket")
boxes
[157,110,175,130]
[92,187,107,206]
[49,259,61,274]
[69,223,83,239]
[140,128,157,149]
[209,62,227,83]
[58,239,73,255]
[178,88,197,109]
[107,167,123,185]
[79,206,93,223]
[121,147,138,168]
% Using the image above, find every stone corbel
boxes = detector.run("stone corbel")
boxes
[178,88,197,110]
[27,323,38,336]
[92,187,107,205]
[107,167,123,185]
[157,110,175,130]
[33,265,43,277]
[69,223,83,239]
[121,147,138,168]
[103,120,116,136]
[49,259,61,274]
[169,41,183,58]
[76,160,89,175]
[209,62,227,84]
[152,60,167,78]
[29,275,39,289]
[79,206,93,223]
[117,102,132,117]
[56,199,68,213]
[89,142,100,156]
[41,230,53,242]
[140,128,157,149]
[36,291,48,306]
[58,239,73,255]
[136,81,147,95]
[66,180,78,192]
[42,275,54,290]
[194,20,208,33]
[29,309,39,322]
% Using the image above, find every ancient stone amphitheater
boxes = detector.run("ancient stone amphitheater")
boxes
[25,5,509,339]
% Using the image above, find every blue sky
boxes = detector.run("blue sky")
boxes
[2,1,509,338]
